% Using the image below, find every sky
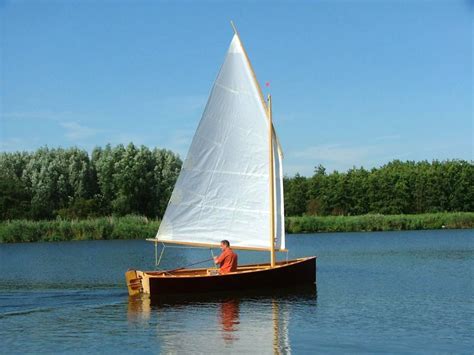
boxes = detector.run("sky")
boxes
[0,0,472,176]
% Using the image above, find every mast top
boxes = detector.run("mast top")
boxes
[230,20,238,35]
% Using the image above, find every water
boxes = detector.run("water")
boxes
[1,230,473,353]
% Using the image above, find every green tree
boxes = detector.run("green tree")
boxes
[0,173,31,219]
[152,148,182,217]
[307,165,328,215]
[284,174,308,216]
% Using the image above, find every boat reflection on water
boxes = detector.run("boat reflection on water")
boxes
[127,286,317,353]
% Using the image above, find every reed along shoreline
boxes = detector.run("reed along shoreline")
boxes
[0,212,472,243]
[286,212,474,233]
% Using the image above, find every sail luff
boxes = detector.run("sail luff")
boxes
[231,21,284,157]
[230,21,269,120]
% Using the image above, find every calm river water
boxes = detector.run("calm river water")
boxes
[1,229,472,353]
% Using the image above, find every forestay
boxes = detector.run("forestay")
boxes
[156,34,285,251]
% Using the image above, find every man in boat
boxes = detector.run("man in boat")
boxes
[213,240,238,274]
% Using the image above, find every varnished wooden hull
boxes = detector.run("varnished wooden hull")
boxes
[126,257,316,297]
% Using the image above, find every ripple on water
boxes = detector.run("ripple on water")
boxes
[0,230,473,353]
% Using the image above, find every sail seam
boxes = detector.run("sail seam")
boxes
[215,82,240,94]
[215,82,256,98]
[181,168,269,178]
[169,201,270,214]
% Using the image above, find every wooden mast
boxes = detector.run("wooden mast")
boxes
[268,94,276,267]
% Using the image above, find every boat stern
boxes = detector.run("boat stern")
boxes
[125,270,150,296]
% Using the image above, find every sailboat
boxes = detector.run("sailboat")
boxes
[126,22,316,297]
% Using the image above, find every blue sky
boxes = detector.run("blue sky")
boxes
[1,0,472,176]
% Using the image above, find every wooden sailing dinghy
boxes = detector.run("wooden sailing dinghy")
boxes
[126,22,316,297]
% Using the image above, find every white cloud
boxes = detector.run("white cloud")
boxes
[287,138,425,175]
[60,121,100,140]
[0,137,29,151]
[289,142,407,174]
[284,163,315,176]
[3,110,102,141]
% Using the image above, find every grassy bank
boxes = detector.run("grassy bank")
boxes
[285,212,474,233]
[0,215,160,243]
[0,212,473,243]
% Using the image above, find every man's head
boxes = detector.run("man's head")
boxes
[220,240,230,250]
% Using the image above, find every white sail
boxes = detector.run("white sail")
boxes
[156,34,285,251]
[273,132,285,250]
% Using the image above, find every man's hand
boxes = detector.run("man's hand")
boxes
[213,256,218,264]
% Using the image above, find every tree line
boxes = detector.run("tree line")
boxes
[1,145,472,221]
[284,160,473,216]
[0,144,181,220]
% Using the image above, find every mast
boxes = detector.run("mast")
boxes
[268,94,276,267]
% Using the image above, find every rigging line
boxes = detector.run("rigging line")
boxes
[163,258,214,275]
[159,245,199,249]
[156,243,166,268]
[154,239,158,269]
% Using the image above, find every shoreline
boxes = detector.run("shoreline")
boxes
[0,212,473,243]
[286,212,474,233]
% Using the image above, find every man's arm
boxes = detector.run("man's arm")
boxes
[214,253,225,265]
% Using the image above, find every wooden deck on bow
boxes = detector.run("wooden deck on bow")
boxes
[126,256,316,297]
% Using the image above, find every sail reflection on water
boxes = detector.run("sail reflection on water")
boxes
[127,287,316,353]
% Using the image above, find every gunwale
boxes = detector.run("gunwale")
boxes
[144,257,315,279]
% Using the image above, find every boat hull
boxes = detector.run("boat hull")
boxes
[126,257,316,297]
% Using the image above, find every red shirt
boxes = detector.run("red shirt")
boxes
[215,248,238,274]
